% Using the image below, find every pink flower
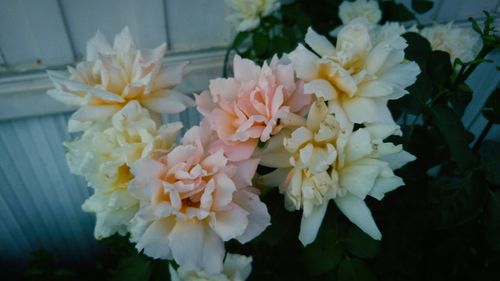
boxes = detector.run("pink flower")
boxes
[196,55,311,161]
[128,120,270,274]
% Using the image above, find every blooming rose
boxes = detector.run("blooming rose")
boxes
[225,0,280,32]
[65,101,181,239]
[169,253,253,281]
[47,27,194,132]
[330,0,382,36]
[128,120,270,274]
[420,22,482,63]
[196,55,311,161]
[289,22,420,126]
[338,0,381,26]
[258,101,415,245]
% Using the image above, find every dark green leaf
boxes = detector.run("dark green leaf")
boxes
[337,258,376,281]
[112,255,152,281]
[427,51,453,89]
[304,227,343,276]
[429,175,486,228]
[392,72,433,114]
[450,83,473,117]
[380,2,416,22]
[232,31,250,48]
[253,32,268,56]
[482,88,500,123]
[402,32,432,69]
[342,227,380,259]
[430,104,473,171]
[469,17,482,35]
[411,0,434,13]
[485,190,500,251]
[479,140,500,185]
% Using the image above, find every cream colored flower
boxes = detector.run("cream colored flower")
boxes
[169,253,253,281]
[66,101,181,239]
[128,120,270,274]
[420,22,482,63]
[225,0,280,31]
[338,0,381,26]
[290,22,420,126]
[330,0,382,36]
[47,27,194,132]
[258,101,415,245]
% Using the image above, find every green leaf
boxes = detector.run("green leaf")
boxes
[485,190,500,251]
[253,32,268,56]
[482,88,500,123]
[342,227,380,259]
[112,255,152,281]
[392,72,433,114]
[429,104,473,171]
[469,17,482,35]
[304,227,343,276]
[429,175,486,228]
[411,0,434,14]
[232,31,250,48]
[450,83,473,117]
[479,140,500,185]
[337,258,377,281]
[380,2,416,22]
[427,51,453,89]
[402,32,432,69]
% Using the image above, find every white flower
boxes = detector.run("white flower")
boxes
[65,101,181,239]
[338,0,381,26]
[330,0,382,36]
[289,22,420,126]
[169,253,253,281]
[47,27,194,132]
[128,120,270,274]
[258,101,415,245]
[225,0,280,32]
[419,22,482,63]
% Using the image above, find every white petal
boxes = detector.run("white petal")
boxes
[340,164,380,199]
[305,27,335,57]
[304,79,337,100]
[233,189,271,243]
[169,220,205,271]
[257,134,292,168]
[136,218,175,259]
[155,61,188,89]
[86,30,112,61]
[369,176,405,200]
[345,129,373,162]
[211,205,249,241]
[288,44,319,81]
[298,202,328,246]
[201,228,225,275]
[141,89,194,114]
[334,194,382,240]
[380,150,416,170]
[71,105,121,122]
[233,55,260,82]
[257,168,291,189]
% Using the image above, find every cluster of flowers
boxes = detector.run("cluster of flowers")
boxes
[47,0,482,279]
[227,0,481,64]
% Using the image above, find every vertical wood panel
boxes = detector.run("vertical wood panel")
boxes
[164,0,231,51]
[59,0,167,58]
[436,0,500,22]
[0,0,74,67]
[0,114,99,265]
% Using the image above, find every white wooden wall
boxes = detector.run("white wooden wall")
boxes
[0,0,499,267]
